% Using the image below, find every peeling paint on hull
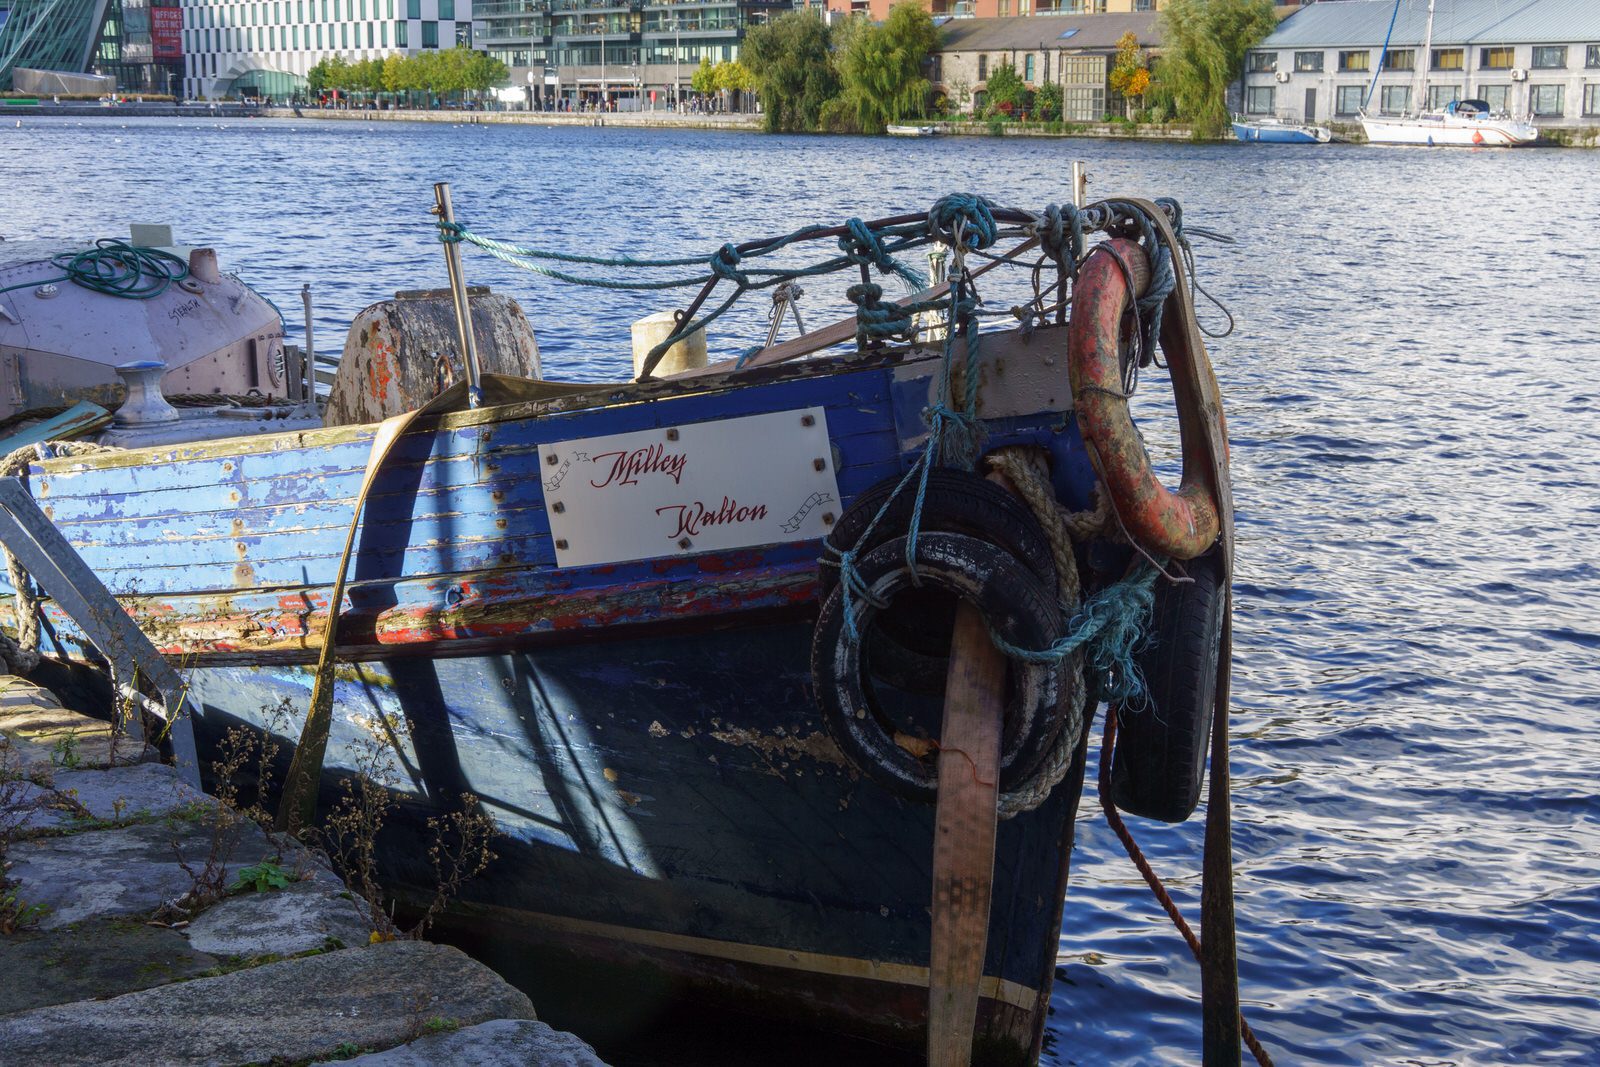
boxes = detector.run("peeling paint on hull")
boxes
[17,334,1099,1061]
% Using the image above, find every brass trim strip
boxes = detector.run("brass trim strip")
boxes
[511,908,1040,1013]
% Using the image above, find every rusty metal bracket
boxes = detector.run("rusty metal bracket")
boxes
[0,477,201,788]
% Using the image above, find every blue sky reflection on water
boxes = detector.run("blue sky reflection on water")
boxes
[3,117,1599,1064]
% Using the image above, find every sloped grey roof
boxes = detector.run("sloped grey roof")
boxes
[938,13,1160,54]
[1264,0,1600,49]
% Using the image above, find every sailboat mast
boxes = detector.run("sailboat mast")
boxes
[1416,0,1436,112]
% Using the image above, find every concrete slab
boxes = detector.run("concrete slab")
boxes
[5,815,283,928]
[184,874,372,957]
[0,918,221,1014]
[3,762,216,834]
[320,1018,609,1066]
[0,697,149,773]
[0,940,538,1066]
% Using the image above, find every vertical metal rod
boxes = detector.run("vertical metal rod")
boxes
[1072,161,1088,208]
[299,282,316,403]
[432,182,484,408]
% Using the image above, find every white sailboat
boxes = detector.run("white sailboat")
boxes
[1358,0,1538,147]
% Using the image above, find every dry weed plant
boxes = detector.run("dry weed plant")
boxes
[162,698,297,920]
[321,733,497,941]
[0,739,53,933]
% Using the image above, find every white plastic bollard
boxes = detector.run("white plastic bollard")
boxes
[631,310,708,378]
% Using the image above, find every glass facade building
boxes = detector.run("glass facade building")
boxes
[477,0,790,108]
[1,0,180,92]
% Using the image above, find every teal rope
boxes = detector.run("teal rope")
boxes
[988,559,1164,706]
[0,240,189,301]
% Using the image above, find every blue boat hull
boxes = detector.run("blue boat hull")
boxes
[181,626,1088,1052]
[1232,120,1323,144]
[22,331,1103,1059]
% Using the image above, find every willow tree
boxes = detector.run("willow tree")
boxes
[742,10,838,132]
[832,3,940,132]
[1157,0,1278,138]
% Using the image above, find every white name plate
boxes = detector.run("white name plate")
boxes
[539,406,842,569]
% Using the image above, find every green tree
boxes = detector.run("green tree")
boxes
[382,53,408,94]
[1035,81,1063,122]
[742,10,839,133]
[831,2,939,132]
[712,60,753,94]
[1156,0,1277,138]
[983,61,1028,118]
[690,57,717,96]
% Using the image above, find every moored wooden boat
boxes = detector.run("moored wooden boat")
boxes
[6,193,1246,1062]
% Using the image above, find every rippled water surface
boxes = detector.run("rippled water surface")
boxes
[4,118,1599,1064]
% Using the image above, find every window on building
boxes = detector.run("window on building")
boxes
[292,25,298,47]
[1335,85,1364,115]
[1531,46,1566,69]
[456,22,470,46]
[340,24,347,47]
[422,20,438,47]
[321,0,328,21]
[1586,83,1600,115]
[1426,84,1459,109]
[1530,83,1564,115]
[1380,84,1410,114]
[316,24,323,46]
[1588,45,1600,69]
[1479,46,1513,69]
[978,54,988,80]
[407,0,419,19]
[998,0,1009,16]
[1247,52,1275,73]
[1246,86,1274,114]
[1337,50,1369,72]
[381,22,387,46]
[1294,51,1323,73]
[1061,86,1104,121]
[439,0,453,18]
[1431,48,1463,71]
[367,23,374,46]
[395,19,407,45]
[1480,84,1509,113]
[1024,54,1035,82]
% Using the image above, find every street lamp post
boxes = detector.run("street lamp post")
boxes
[673,18,681,110]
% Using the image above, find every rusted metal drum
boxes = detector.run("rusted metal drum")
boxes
[324,287,541,426]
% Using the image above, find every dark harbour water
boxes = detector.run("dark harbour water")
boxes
[4,117,1600,1065]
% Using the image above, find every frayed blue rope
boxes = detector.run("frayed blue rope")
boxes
[988,559,1164,706]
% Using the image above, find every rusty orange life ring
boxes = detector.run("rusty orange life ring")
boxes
[1067,238,1222,560]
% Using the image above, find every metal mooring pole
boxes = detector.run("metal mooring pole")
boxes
[431,182,484,408]
[1071,161,1088,208]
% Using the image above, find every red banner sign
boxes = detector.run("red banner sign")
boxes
[151,7,183,60]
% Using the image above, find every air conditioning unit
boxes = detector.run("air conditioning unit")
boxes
[1275,70,1290,83]
[1509,68,1528,81]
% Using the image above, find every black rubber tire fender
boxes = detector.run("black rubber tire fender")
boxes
[811,531,1077,803]
[1110,547,1226,822]
[821,468,1057,604]
[821,468,1058,692]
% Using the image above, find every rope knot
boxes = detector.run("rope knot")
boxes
[708,243,748,287]
[436,220,464,244]
[838,218,898,275]
[928,194,1000,252]
[1036,203,1084,278]
[847,282,914,349]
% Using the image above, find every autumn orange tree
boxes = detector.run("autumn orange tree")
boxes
[1107,31,1151,117]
